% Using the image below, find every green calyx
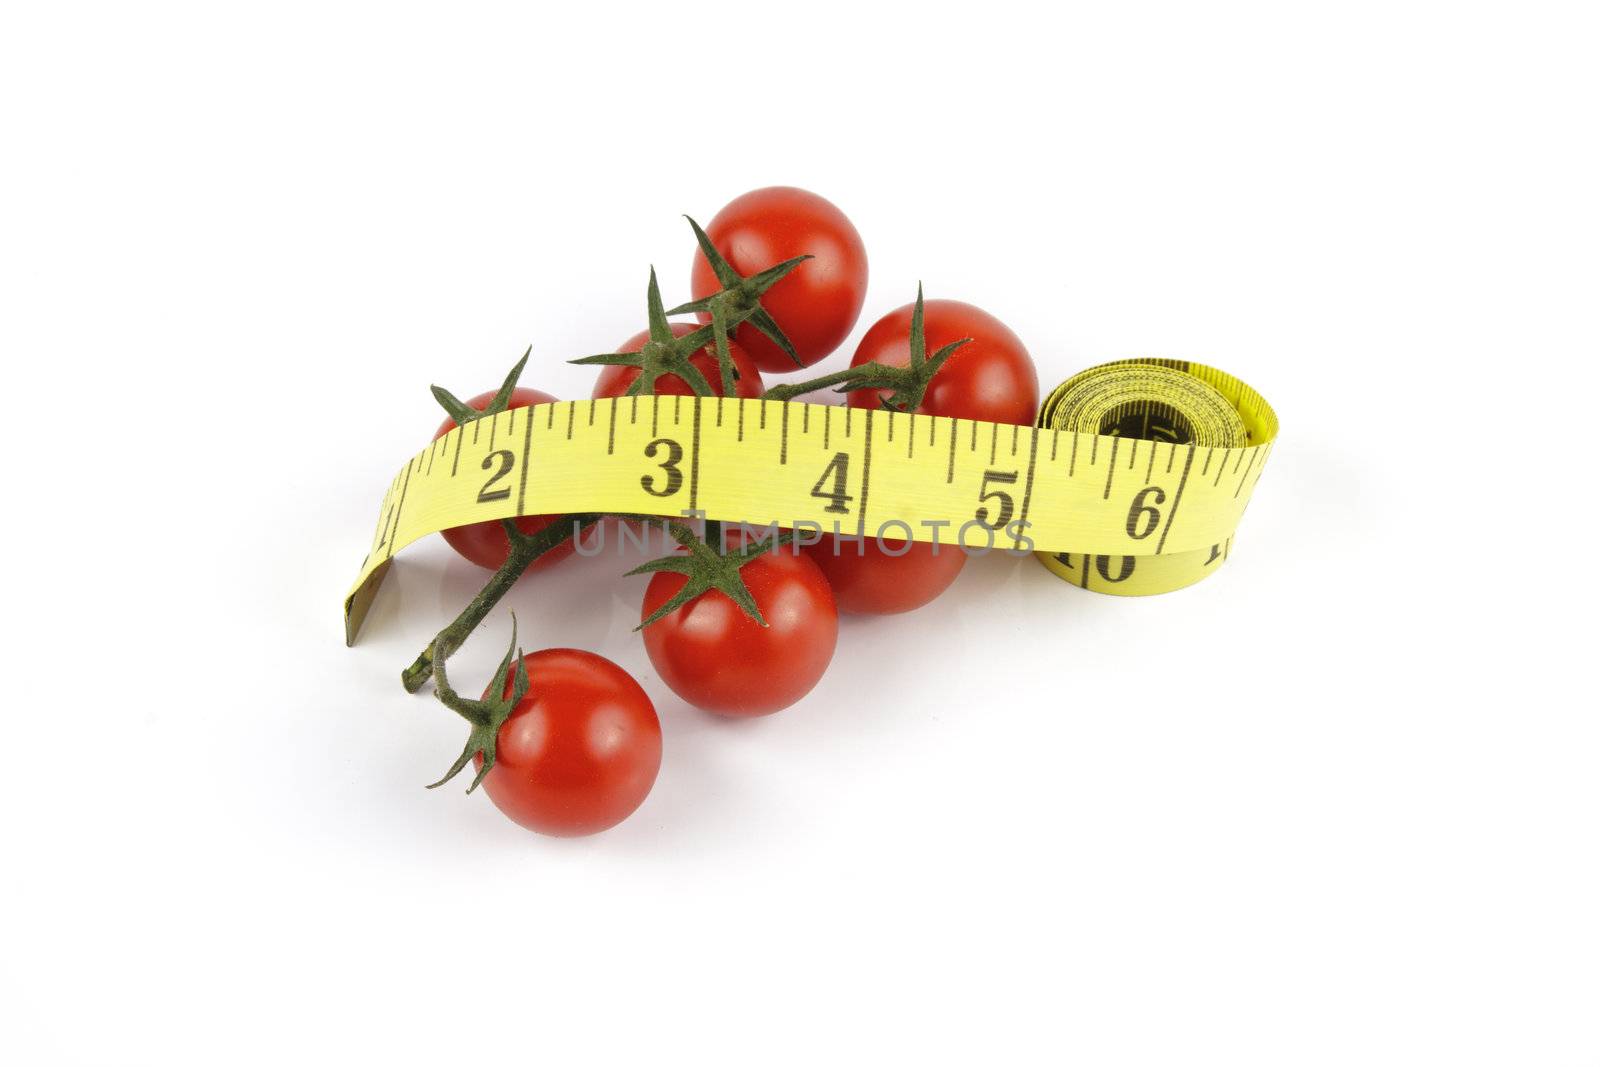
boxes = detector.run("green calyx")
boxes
[432,347,531,424]
[628,521,795,631]
[667,216,811,369]
[569,268,719,397]
[427,617,530,793]
[762,284,971,412]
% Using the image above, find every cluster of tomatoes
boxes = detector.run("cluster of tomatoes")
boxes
[419,187,1040,836]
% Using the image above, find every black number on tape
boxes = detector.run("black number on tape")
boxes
[641,438,685,498]
[811,452,854,514]
[975,470,1019,530]
[478,449,516,503]
[1095,555,1136,582]
[1125,486,1166,540]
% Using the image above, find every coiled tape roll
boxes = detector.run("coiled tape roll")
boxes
[1032,358,1277,595]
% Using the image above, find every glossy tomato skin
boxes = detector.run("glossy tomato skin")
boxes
[690,187,868,373]
[432,387,573,572]
[590,322,764,400]
[641,549,837,716]
[476,648,661,837]
[804,534,967,615]
[846,299,1039,426]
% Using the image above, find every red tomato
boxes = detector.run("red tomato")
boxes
[641,550,837,716]
[590,322,764,400]
[804,534,967,615]
[476,648,661,836]
[690,186,868,373]
[432,387,574,572]
[846,299,1039,426]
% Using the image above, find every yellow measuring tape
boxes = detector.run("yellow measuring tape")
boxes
[345,358,1277,643]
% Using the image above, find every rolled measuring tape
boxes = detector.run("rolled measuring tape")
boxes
[345,358,1276,643]
[1033,358,1277,595]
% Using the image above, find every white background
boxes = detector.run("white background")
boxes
[3,2,1597,1064]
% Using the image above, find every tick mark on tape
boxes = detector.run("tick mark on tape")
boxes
[1234,449,1257,498]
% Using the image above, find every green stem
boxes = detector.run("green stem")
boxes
[760,287,970,413]
[402,514,601,693]
[763,365,882,402]
[430,644,486,727]
[710,299,737,398]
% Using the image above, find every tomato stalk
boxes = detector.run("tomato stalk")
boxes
[762,284,971,411]
[570,268,721,397]
[426,617,530,792]
[431,345,533,423]
[574,249,806,392]
[401,513,603,694]
[630,520,794,630]
[667,216,812,370]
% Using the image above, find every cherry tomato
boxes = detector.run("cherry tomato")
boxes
[641,549,837,716]
[690,186,868,373]
[432,387,574,572]
[590,322,764,400]
[475,648,662,836]
[846,299,1039,425]
[804,534,967,615]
